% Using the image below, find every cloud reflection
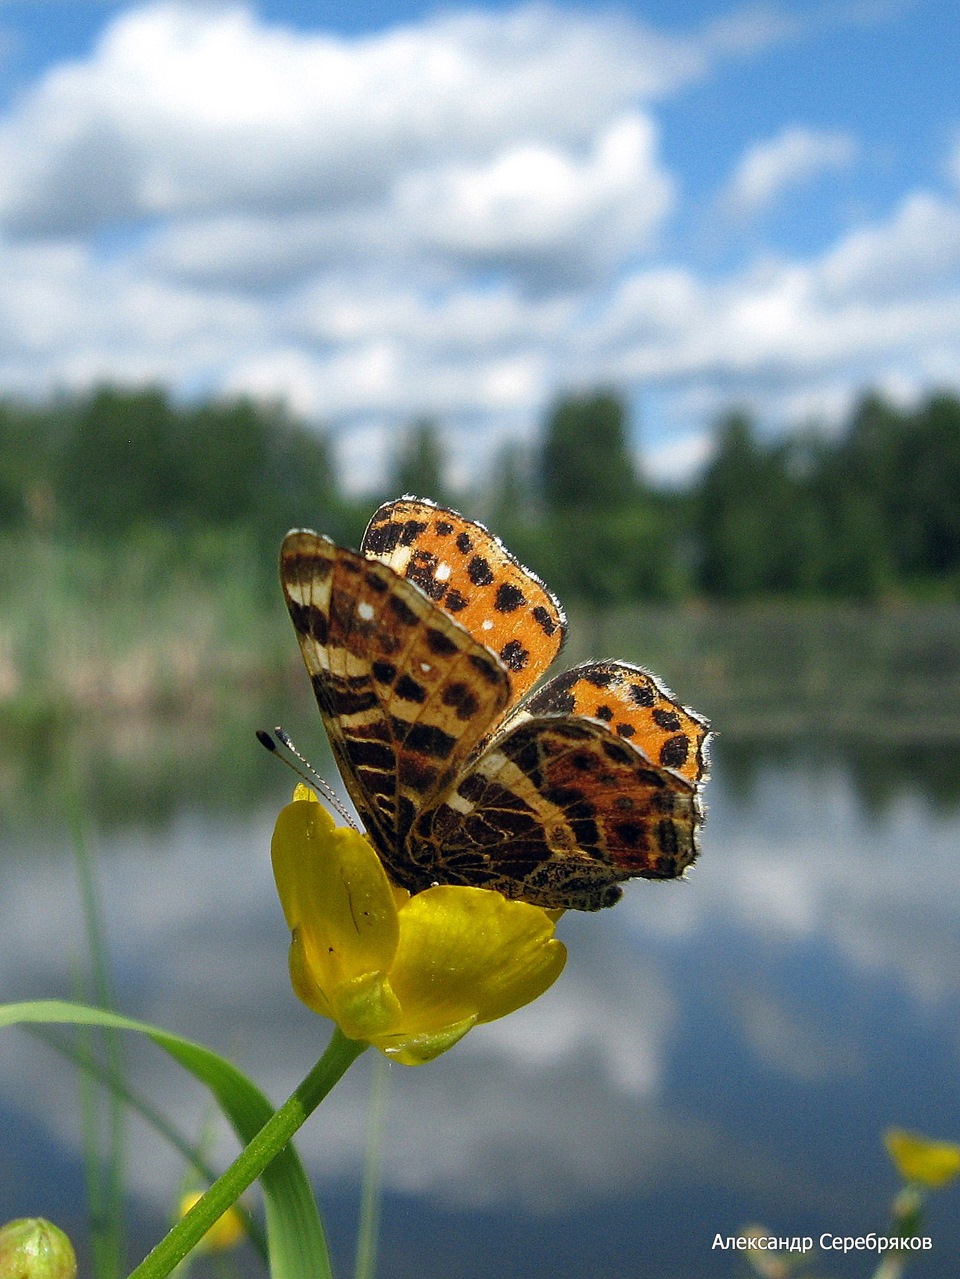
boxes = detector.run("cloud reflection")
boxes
[2,755,959,1218]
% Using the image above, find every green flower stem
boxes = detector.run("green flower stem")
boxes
[128,1029,367,1279]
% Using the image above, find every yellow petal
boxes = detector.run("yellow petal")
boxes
[388,886,566,1034]
[271,792,336,930]
[288,928,335,1020]
[272,799,400,991]
[885,1129,960,1188]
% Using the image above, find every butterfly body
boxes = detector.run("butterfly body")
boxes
[281,498,709,911]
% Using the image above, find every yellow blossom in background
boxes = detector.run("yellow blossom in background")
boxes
[884,1129,960,1188]
[177,1193,245,1253]
[271,786,566,1065]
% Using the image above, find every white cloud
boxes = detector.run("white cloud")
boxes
[147,112,673,294]
[397,113,673,287]
[816,191,960,304]
[721,124,857,219]
[0,2,956,488]
[0,1,693,238]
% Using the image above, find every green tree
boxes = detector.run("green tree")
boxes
[0,401,57,529]
[178,398,272,527]
[535,390,688,606]
[57,385,184,536]
[390,418,447,502]
[898,392,960,580]
[697,410,774,597]
[812,400,897,598]
[541,390,637,513]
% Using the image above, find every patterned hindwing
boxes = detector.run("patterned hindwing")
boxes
[361,496,566,703]
[280,529,511,889]
[522,660,710,785]
[409,716,702,911]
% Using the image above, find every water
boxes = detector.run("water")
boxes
[2,628,960,1277]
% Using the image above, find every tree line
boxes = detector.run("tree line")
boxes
[1,382,958,604]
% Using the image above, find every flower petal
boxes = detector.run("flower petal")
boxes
[388,886,566,1034]
[287,928,334,1020]
[885,1129,960,1188]
[272,794,400,992]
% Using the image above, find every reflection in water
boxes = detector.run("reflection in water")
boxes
[720,736,960,816]
[2,731,959,1277]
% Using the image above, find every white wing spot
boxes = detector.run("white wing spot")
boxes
[481,619,494,631]
[357,601,375,621]
[420,662,432,673]
[447,791,476,815]
[435,562,452,581]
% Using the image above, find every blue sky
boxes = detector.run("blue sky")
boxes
[0,0,958,489]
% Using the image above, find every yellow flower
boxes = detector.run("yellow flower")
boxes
[884,1128,960,1188]
[177,1193,245,1253]
[271,785,567,1066]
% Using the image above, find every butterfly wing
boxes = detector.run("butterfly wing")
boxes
[362,497,566,704]
[280,529,511,888]
[521,660,710,784]
[409,714,703,911]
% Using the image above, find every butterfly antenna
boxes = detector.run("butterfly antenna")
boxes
[256,727,359,830]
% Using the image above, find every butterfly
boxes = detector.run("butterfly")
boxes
[280,496,709,911]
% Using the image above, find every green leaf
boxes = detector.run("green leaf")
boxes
[0,999,332,1279]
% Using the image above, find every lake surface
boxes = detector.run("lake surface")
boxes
[2,610,959,1279]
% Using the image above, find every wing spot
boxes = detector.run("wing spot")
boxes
[652,708,682,731]
[494,582,525,612]
[468,653,503,685]
[500,640,529,671]
[404,721,457,760]
[357,601,375,621]
[426,627,458,656]
[601,738,634,766]
[435,561,452,581]
[657,819,680,859]
[442,681,481,720]
[629,681,656,707]
[400,519,428,546]
[467,555,494,586]
[660,734,690,768]
[387,595,418,626]
[445,589,468,612]
[363,520,399,554]
[395,674,427,703]
[456,532,474,553]
[614,819,647,850]
[532,604,556,636]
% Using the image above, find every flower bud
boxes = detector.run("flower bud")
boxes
[0,1218,77,1279]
